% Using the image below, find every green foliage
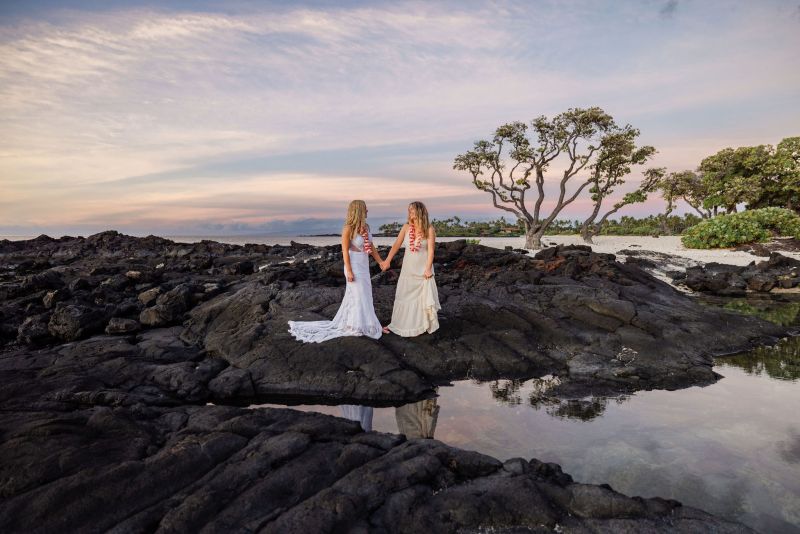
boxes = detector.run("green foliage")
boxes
[681,207,800,249]
[545,214,700,236]
[465,238,481,245]
[656,170,711,222]
[602,214,701,235]
[698,137,800,213]
[378,221,403,235]
[378,217,524,237]
[379,214,701,237]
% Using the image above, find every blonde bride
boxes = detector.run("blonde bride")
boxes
[381,201,441,336]
[288,200,384,343]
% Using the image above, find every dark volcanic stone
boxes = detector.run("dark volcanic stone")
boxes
[138,286,161,306]
[47,303,108,341]
[68,277,90,291]
[735,237,800,256]
[105,317,140,335]
[680,253,800,295]
[22,269,63,291]
[100,273,131,291]
[747,273,777,292]
[17,313,52,345]
[179,241,787,403]
[42,288,71,309]
[221,260,255,275]
[0,327,229,410]
[0,405,752,534]
[139,284,192,327]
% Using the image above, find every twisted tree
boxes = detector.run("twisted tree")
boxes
[655,170,711,234]
[454,107,649,249]
[579,127,659,243]
[677,171,713,219]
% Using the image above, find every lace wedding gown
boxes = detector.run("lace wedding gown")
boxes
[288,232,382,343]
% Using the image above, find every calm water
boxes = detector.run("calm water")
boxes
[259,324,800,533]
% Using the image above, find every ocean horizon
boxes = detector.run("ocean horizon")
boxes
[1,233,535,248]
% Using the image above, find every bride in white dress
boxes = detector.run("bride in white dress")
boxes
[288,200,385,343]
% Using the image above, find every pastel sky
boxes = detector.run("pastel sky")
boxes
[1,0,799,236]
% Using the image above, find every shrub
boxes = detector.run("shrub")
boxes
[681,207,800,249]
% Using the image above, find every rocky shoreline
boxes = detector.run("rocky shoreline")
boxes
[621,248,800,297]
[1,403,752,533]
[0,231,785,532]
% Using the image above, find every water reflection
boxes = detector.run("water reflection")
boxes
[699,294,800,326]
[339,399,440,439]
[720,335,800,381]
[486,377,625,421]
[339,405,373,432]
[396,398,439,439]
[488,379,523,405]
[779,429,800,464]
[541,397,626,421]
[258,338,800,532]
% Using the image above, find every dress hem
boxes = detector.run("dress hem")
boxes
[288,322,382,343]
[387,321,439,337]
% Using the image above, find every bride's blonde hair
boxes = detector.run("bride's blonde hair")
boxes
[345,200,368,234]
[408,201,430,236]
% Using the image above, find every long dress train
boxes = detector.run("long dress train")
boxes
[288,233,382,343]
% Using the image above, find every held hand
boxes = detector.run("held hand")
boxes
[345,268,355,282]
[423,267,433,279]
[380,260,390,271]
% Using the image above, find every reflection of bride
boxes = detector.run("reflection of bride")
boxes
[339,405,373,432]
[395,398,439,439]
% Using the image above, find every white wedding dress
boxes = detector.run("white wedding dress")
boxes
[288,232,382,343]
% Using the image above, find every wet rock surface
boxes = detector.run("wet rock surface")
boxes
[0,231,781,531]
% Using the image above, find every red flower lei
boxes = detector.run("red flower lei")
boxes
[408,225,421,252]
[360,226,373,253]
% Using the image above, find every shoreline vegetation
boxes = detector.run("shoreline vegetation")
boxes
[300,214,705,238]
[299,208,800,252]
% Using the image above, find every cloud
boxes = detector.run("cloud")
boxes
[659,0,679,18]
[1,1,799,235]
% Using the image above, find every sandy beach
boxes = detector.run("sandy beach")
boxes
[537,235,800,266]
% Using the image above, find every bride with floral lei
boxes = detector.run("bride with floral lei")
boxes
[381,201,441,336]
[288,200,384,343]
